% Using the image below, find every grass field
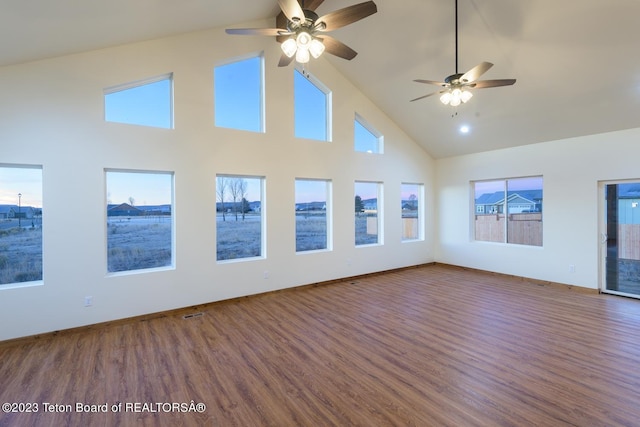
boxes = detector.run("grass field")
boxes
[295,212,327,252]
[1,210,391,285]
[216,214,262,261]
[0,221,43,285]
[107,217,172,272]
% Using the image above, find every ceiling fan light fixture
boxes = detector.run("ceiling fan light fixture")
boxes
[295,46,310,64]
[309,38,325,59]
[296,30,312,49]
[281,38,297,58]
[440,92,452,105]
[460,89,473,103]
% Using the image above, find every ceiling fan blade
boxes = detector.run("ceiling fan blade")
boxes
[472,79,516,89]
[278,53,295,67]
[278,0,305,22]
[225,28,285,36]
[318,36,357,60]
[414,79,448,87]
[460,61,493,83]
[316,1,377,32]
[410,92,440,102]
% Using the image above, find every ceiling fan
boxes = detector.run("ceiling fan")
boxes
[225,0,377,67]
[411,0,515,106]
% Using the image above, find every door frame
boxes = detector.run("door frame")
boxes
[598,179,640,299]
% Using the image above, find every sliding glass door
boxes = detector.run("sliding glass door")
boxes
[600,181,640,298]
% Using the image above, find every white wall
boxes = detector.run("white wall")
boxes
[436,127,640,289]
[0,21,435,341]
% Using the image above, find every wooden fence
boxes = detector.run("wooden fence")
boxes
[475,213,542,246]
[619,224,640,260]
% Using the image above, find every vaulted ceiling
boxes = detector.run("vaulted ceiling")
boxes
[2,0,639,158]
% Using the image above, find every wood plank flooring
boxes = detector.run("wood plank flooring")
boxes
[1,264,640,426]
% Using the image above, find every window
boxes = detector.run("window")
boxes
[401,183,424,241]
[294,69,331,141]
[473,177,543,246]
[354,113,383,153]
[0,165,43,287]
[104,74,173,129]
[355,181,382,246]
[216,175,264,261]
[214,54,264,132]
[106,170,174,273]
[295,179,331,252]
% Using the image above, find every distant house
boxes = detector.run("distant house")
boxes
[0,204,37,219]
[107,203,143,217]
[0,205,16,219]
[136,204,172,216]
[617,184,640,225]
[475,190,543,214]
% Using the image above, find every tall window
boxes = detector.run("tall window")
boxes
[295,179,331,252]
[354,113,383,153]
[216,175,264,261]
[106,170,174,273]
[355,181,382,246]
[473,177,543,246]
[0,165,43,286]
[104,74,173,129]
[401,183,423,241]
[214,54,264,132]
[294,69,331,141]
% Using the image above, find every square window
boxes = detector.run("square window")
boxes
[216,175,264,261]
[295,179,331,252]
[355,181,382,246]
[401,183,424,241]
[0,165,43,286]
[473,177,543,246]
[106,170,174,273]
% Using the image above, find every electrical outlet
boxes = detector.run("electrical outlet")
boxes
[569,265,576,273]
[84,296,93,307]
[263,271,269,279]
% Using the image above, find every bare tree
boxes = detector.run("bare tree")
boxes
[216,176,228,221]
[238,179,248,220]
[128,196,135,206]
[227,178,249,221]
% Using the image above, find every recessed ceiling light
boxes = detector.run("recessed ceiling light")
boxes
[459,125,470,134]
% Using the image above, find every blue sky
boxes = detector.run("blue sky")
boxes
[355,181,379,200]
[215,56,262,132]
[0,166,42,207]
[106,171,172,206]
[295,179,328,204]
[474,177,543,198]
[354,119,379,153]
[104,77,172,129]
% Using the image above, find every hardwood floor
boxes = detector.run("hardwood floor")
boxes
[1,264,640,426]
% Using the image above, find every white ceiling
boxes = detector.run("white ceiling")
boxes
[2,0,640,158]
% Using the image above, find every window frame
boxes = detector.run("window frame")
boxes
[401,182,424,242]
[215,174,266,263]
[295,178,332,253]
[355,180,383,246]
[0,163,44,289]
[472,176,544,247]
[105,168,175,275]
